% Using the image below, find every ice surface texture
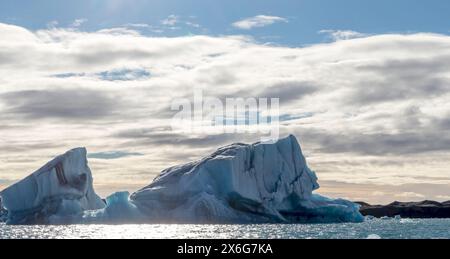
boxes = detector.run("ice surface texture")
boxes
[0,148,105,224]
[130,135,363,223]
[0,135,364,224]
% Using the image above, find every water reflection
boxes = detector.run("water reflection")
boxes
[1,219,450,239]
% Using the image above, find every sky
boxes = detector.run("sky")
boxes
[1,0,450,204]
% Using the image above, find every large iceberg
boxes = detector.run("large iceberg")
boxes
[128,135,363,223]
[0,135,364,224]
[0,148,105,224]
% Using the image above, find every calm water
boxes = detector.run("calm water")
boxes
[1,219,449,239]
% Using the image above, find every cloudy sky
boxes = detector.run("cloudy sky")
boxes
[1,0,450,204]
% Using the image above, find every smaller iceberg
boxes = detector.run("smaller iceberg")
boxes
[82,192,144,223]
[0,148,105,224]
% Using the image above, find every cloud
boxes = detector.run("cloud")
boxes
[0,179,11,185]
[71,18,87,28]
[124,23,150,28]
[232,15,288,30]
[161,15,179,26]
[46,20,58,29]
[113,128,245,148]
[436,195,450,200]
[395,192,425,199]
[185,21,201,28]
[350,57,450,104]
[279,113,314,122]
[96,27,141,36]
[319,30,367,41]
[257,81,318,103]
[0,142,66,153]
[159,15,201,31]
[0,89,124,120]
[298,129,450,156]
[371,191,386,197]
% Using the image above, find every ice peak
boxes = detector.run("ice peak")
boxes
[0,146,104,224]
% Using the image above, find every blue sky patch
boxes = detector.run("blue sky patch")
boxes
[88,151,144,160]
[1,0,449,46]
[97,68,150,81]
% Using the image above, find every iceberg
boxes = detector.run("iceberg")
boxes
[0,148,105,224]
[0,135,364,224]
[129,135,363,223]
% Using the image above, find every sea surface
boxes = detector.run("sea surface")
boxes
[1,219,449,239]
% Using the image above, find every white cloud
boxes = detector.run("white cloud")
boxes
[46,20,58,28]
[160,15,201,30]
[71,18,87,28]
[161,14,179,26]
[96,27,141,36]
[319,30,367,41]
[395,192,425,199]
[124,23,150,28]
[436,195,450,200]
[185,21,201,28]
[1,23,450,201]
[371,191,386,196]
[123,23,165,34]
[232,15,288,30]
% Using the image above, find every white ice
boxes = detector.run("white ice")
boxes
[129,135,363,223]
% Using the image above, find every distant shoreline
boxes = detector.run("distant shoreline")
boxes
[356,200,450,218]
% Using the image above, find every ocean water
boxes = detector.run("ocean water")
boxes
[1,219,449,239]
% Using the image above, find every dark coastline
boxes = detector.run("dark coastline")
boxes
[356,200,450,218]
